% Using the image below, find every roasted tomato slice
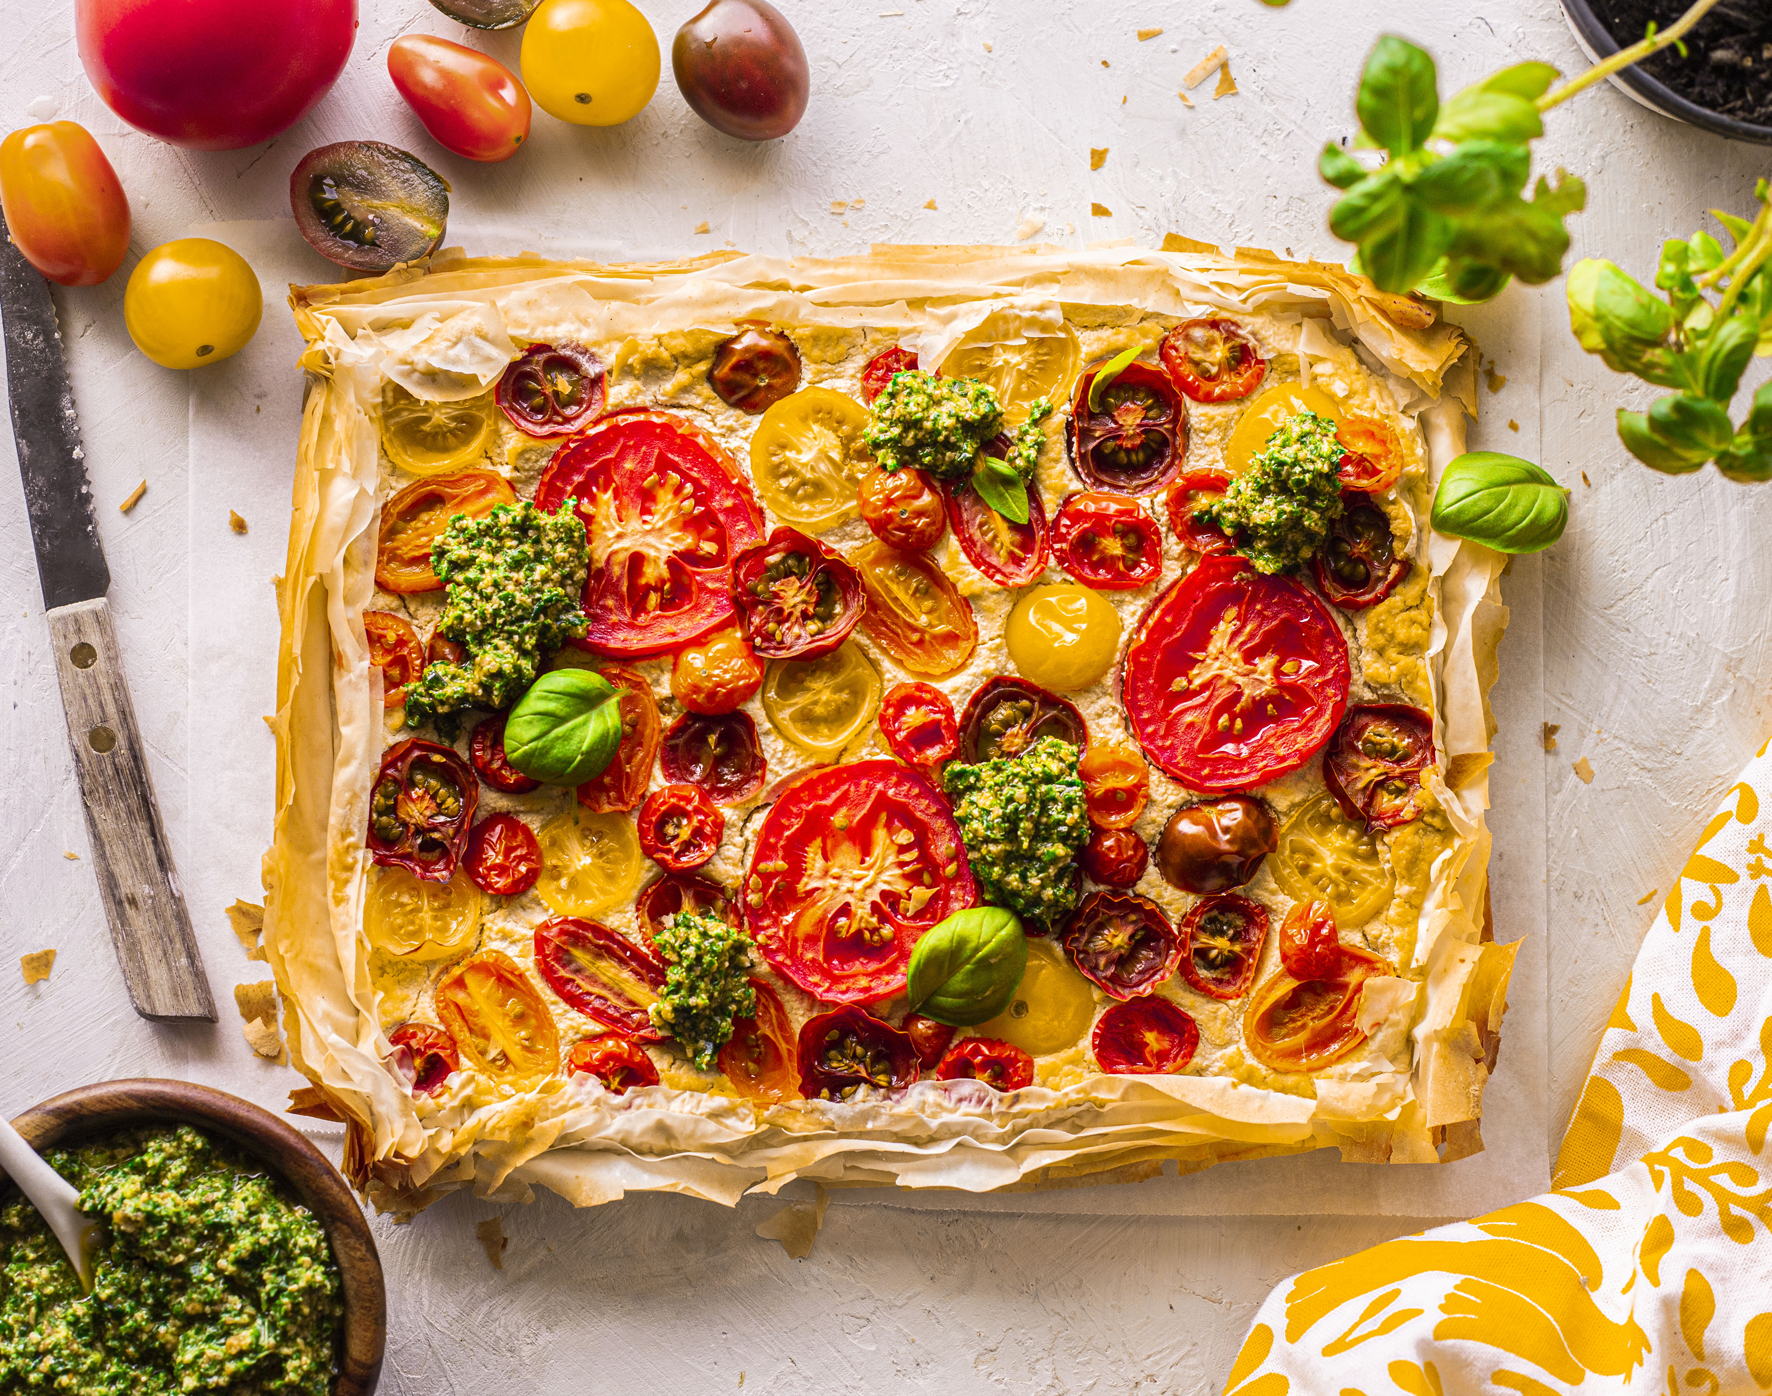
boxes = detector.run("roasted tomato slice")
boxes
[435,950,559,1083]
[943,478,1050,587]
[1052,491,1161,591]
[958,676,1088,764]
[464,812,542,897]
[661,711,766,806]
[637,784,724,871]
[1158,318,1267,402]
[717,980,799,1102]
[858,462,946,552]
[636,873,734,940]
[709,325,803,413]
[1244,902,1391,1072]
[1155,795,1277,894]
[878,682,959,774]
[1123,555,1350,793]
[388,1022,458,1095]
[1062,890,1182,1001]
[936,1037,1034,1091]
[575,662,661,812]
[368,738,479,881]
[1323,705,1435,830]
[1179,894,1270,1001]
[1164,469,1235,556]
[860,344,918,403]
[1080,827,1148,888]
[731,526,864,661]
[536,410,764,657]
[746,760,976,1004]
[534,916,666,1040]
[1279,899,1347,981]
[671,627,764,716]
[903,1013,958,1068]
[375,469,515,593]
[1335,415,1403,493]
[797,1004,919,1100]
[364,611,426,709]
[1310,493,1411,610]
[1077,741,1149,829]
[1068,359,1187,495]
[851,539,979,680]
[428,631,466,668]
[565,1036,659,1093]
[469,715,541,794]
[496,341,606,437]
[1092,998,1199,1075]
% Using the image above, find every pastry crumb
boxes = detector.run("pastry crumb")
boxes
[1541,722,1560,752]
[229,510,248,534]
[236,979,284,1062]
[1572,756,1594,784]
[1213,60,1238,99]
[1636,888,1659,905]
[119,480,147,513]
[21,949,55,984]
[924,198,938,210]
[1137,26,1163,41]
[1100,59,1110,68]
[1090,147,1108,170]
[755,1183,829,1259]
[1508,419,1519,431]
[1178,91,1194,107]
[1014,215,1046,241]
[1581,471,1591,487]
[1183,44,1228,89]
[227,899,268,962]
[850,199,866,208]
[829,200,848,214]
[694,221,710,234]
[1091,202,1112,217]
[1484,362,1507,392]
[63,850,79,861]
[983,41,991,52]
[477,1217,508,1270]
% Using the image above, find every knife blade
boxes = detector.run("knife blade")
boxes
[0,207,216,1023]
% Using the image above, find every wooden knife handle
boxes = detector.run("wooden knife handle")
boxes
[46,597,216,1022]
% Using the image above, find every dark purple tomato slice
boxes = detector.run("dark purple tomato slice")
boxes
[1310,493,1412,611]
[1323,704,1435,830]
[1068,360,1187,495]
[496,342,606,437]
[796,1005,919,1100]
[660,710,766,805]
[957,676,1088,764]
[290,141,448,273]
[1062,890,1182,1001]
[731,526,863,660]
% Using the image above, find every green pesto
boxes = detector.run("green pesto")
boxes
[1002,399,1055,478]
[404,500,589,723]
[862,370,1003,479]
[942,735,1089,928]
[1205,410,1347,574]
[0,1124,342,1396]
[650,910,758,1072]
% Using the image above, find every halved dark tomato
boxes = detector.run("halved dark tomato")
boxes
[1164,470,1235,556]
[1323,705,1435,830]
[1052,491,1161,590]
[496,341,606,437]
[534,916,666,1040]
[368,738,479,881]
[717,980,799,1102]
[943,479,1050,587]
[388,1021,458,1095]
[851,539,978,680]
[1122,555,1350,792]
[1335,416,1404,493]
[709,326,802,414]
[1062,890,1181,1001]
[364,611,426,709]
[536,410,764,657]
[857,462,946,552]
[1077,742,1149,829]
[1178,894,1270,1001]
[903,1013,957,1068]
[464,812,542,897]
[1158,318,1267,402]
[1310,494,1411,611]
[1068,360,1187,495]
[661,711,766,805]
[1079,827,1148,888]
[935,1037,1034,1090]
[575,663,661,813]
[375,470,515,593]
[878,682,959,774]
[636,784,724,871]
[1244,901,1390,1072]
[636,873,734,941]
[746,760,975,1004]
[566,1036,659,1093]
[731,526,863,661]
[1092,998,1199,1074]
[860,344,918,403]
[797,1004,919,1099]
[470,715,541,794]
[958,676,1088,764]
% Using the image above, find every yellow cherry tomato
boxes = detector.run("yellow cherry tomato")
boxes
[122,238,262,370]
[364,865,482,960]
[1223,381,1345,477]
[940,314,1080,426]
[761,640,882,761]
[975,938,1096,1056]
[435,950,560,1085]
[534,805,644,918]
[749,387,871,532]
[1269,792,1395,926]
[1005,583,1122,692]
[522,0,660,127]
[378,383,498,477]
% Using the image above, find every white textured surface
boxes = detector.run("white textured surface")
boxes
[4,0,1771,1389]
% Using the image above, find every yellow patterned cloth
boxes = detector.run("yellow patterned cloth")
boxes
[1223,740,1772,1395]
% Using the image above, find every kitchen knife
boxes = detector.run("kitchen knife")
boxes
[0,207,216,1023]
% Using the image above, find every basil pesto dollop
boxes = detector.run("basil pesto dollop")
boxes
[863,369,1003,479]
[1205,409,1347,574]
[403,499,589,724]
[942,734,1089,928]
[649,909,758,1071]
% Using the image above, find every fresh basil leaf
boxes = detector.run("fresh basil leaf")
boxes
[1411,141,1526,214]
[1416,256,1511,304]
[1328,170,1407,242]
[1475,61,1560,101]
[905,907,1028,1026]
[970,459,1030,525]
[1715,448,1772,483]
[1697,315,1759,402]
[1736,381,1772,449]
[1319,141,1366,191]
[1431,89,1542,145]
[1431,452,1569,553]
[1617,410,1709,474]
[1656,239,1698,304]
[1356,36,1440,159]
[1648,392,1737,457]
[1357,196,1455,294]
[1688,230,1725,274]
[504,669,624,785]
[1087,346,1143,413]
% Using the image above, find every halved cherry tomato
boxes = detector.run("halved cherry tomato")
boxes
[388,34,533,163]
[1159,318,1267,402]
[936,1037,1034,1091]
[368,739,479,881]
[1077,741,1149,829]
[670,628,763,717]
[537,410,764,657]
[797,1004,919,1100]
[376,470,515,594]
[857,462,946,552]
[379,384,497,478]
[1324,705,1435,831]
[661,711,766,805]
[388,1022,458,1095]
[878,682,959,775]
[464,812,542,897]
[902,1013,957,1068]
[761,643,882,761]
[1122,555,1349,792]
[575,663,661,812]
[496,341,606,436]
[364,611,426,709]
[1155,795,1277,894]
[1335,415,1404,493]
[746,760,975,1004]
[1164,470,1234,556]
[469,715,541,794]
[1080,827,1147,888]
[750,387,872,533]
[1092,998,1199,1075]
[435,950,559,1083]
[534,915,665,1039]
[1052,491,1161,590]
[1062,891,1181,1001]
[1269,793,1394,927]
[1068,360,1187,495]
[717,980,799,1102]
[975,938,1095,1056]
[636,873,734,941]
[1179,894,1269,1001]
[428,631,466,668]
[709,325,802,413]
[1310,494,1411,610]
[860,344,918,403]
[958,676,1087,764]
[534,806,644,917]
[566,1035,660,1093]
[731,527,863,661]
[637,784,724,871]
[944,479,1050,587]
[1244,901,1391,1072]
[365,866,481,960]
[1224,383,1346,478]
[851,539,978,680]
[0,122,129,287]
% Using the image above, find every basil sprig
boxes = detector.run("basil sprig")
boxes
[1430,452,1568,554]
[905,907,1028,1026]
[970,454,1029,524]
[503,669,625,784]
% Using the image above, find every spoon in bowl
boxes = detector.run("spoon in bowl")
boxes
[0,1114,96,1288]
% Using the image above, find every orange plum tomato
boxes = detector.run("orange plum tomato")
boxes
[388,35,532,163]
[0,122,129,286]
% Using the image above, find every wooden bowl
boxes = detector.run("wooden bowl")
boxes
[8,1078,384,1396]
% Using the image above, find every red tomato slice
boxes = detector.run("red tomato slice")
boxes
[936,1037,1034,1090]
[1068,360,1188,495]
[878,682,959,774]
[388,1021,458,1095]
[536,410,764,657]
[1062,891,1181,1001]
[731,526,863,661]
[1310,493,1412,611]
[534,916,667,1041]
[375,470,515,593]
[637,784,725,871]
[465,812,542,897]
[368,738,479,882]
[1159,318,1268,402]
[497,341,606,437]
[796,1004,920,1099]
[566,1036,659,1093]
[860,344,918,403]
[1322,704,1435,830]
[1092,998,1199,1074]
[660,711,766,806]
[1278,899,1347,981]
[1179,894,1270,1001]
[1079,827,1148,888]
[746,760,976,1004]
[575,663,661,813]
[469,715,541,794]
[1052,491,1162,590]
[943,479,1050,587]
[636,873,735,942]
[364,611,426,708]
[851,539,979,680]
[1164,470,1235,556]
[1335,416,1403,493]
[717,980,800,1102]
[1122,555,1350,792]
[957,676,1088,764]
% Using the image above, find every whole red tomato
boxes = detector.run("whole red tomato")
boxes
[76,0,356,150]
[389,35,532,164]
[0,123,130,286]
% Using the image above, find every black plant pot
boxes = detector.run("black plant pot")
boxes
[1560,0,1772,146]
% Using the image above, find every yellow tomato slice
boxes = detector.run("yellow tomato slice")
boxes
[940,314,1080,426]
[1223,382,1345,477]
[435,949,559,1084]
[1270,792,1395,926]
[364,865,481,960]
[379,382,498,477]
[975,938,1097,1056]
[534,806,644,918]
[748,386,871,531]
[760,640,882,761]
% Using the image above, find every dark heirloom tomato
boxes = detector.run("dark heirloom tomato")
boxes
[368,739,478,881]
[1093,999,1200,1075]
[470,715,541,794]
[495,342,606,437]
[1179,894,1270,1001]
[857,463,946,552]
[1335,416,1404,493]
[958,676,1088,764]
[637,785,725,871]
[903,1013,957,1068]
[1159,318,1267,402]
[376,469,515,593]
[1077,742,1149,829]
[878,682,959,774]
[534,916,667,1040]
[388,1022,458,1095]
[1062,891,1182,1001]
[1123,555,1350,793]
[851,540,979,680]
[576,663,661,813]
[1244,900,1391,1072]
[1164,470,1235,556]
[637,873,734,940]
[1324,705,1435,830]
[1068,360,1187,495]
[709,326,803,413]
[673,0,810,141]
[537,410,764,658]
[718,981,799,1102]
[746,760,976,1004]
[860,344,918,403]
[465,813,542,897]
[936,1037,1034,1091]
[797,1005,920,1099]
[290,141,449,274]
[566,1036,660,1093]
[1310,495,1412,611]
[364,611,426,709]
[671,627,764,716]
[1155,795,1277,894]
[661,711,766,805]
[944,479,1050,587]
[1052,491,1161,591]
[732,527,863,660]
[1080,827,1148,888]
